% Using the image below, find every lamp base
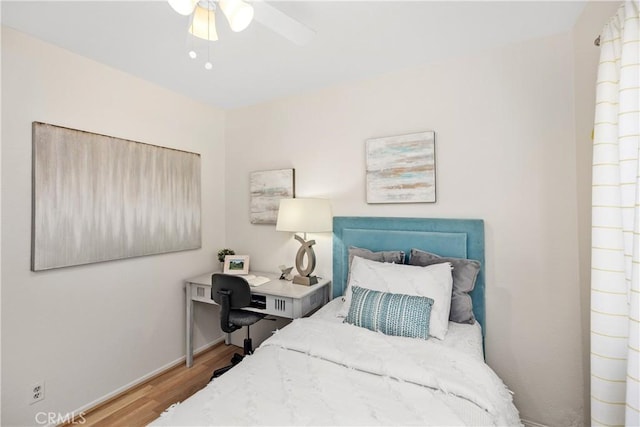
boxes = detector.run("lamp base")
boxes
[293,275,318,286]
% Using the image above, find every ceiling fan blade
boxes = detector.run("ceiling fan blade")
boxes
[251,0,316,46]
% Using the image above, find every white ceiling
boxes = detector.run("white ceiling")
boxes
[1,1,586,110]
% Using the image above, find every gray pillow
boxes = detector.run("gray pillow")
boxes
[408,248,480,324]
[348,246,405,266]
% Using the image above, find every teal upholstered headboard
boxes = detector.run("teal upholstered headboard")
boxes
[332,216,486,337]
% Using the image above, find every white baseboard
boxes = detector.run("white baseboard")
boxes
[522,419,550,427]
[57,338,225,427]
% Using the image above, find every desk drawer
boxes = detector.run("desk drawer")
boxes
[192,285,214,304]
[263,295,293,317]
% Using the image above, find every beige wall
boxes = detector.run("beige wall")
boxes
[0,1,620,424]
[1,28,227,426]
[225,33,582,425]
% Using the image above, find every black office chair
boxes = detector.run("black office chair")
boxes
[211,273,265,379]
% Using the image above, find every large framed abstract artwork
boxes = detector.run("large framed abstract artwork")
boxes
[249,168,295,224]
[31,122,201,271]
[365,131,436,204]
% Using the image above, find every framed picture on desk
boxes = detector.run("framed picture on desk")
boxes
[223,255,250,275]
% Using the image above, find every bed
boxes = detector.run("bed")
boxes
[151,217,521,426]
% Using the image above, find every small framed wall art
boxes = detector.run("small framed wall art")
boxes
[223,255,250,275]
[365,131,436,203]
[250,168,295,224]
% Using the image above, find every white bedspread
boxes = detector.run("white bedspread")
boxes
[151,317,521,426]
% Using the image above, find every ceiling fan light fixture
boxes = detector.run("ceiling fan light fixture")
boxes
[168,0,198,16]
[189,4,219,41]
[218,0,254,32]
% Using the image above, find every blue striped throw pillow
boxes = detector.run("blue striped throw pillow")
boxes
[344,286,434,340]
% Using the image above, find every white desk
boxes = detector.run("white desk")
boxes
[185,272,331,367]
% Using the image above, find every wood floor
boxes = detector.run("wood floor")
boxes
[74,343,241,426]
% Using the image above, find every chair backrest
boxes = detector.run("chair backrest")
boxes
[211,273,251,308]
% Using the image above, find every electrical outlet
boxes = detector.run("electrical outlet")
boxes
[29,381,45,404]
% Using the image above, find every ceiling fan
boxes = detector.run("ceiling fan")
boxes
[168,0,315,46]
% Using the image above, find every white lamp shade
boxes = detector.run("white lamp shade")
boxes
[276,199,333,233]
[218,0,254,32]
[168,0,198,16]
[189,5,219,41]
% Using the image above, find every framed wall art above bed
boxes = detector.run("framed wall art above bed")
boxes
[365,131,436,204]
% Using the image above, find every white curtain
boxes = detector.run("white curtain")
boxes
[591,1,640,426]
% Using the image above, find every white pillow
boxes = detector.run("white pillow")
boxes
[338,255,453,339]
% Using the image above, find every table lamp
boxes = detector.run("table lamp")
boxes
[276,198,332,285]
